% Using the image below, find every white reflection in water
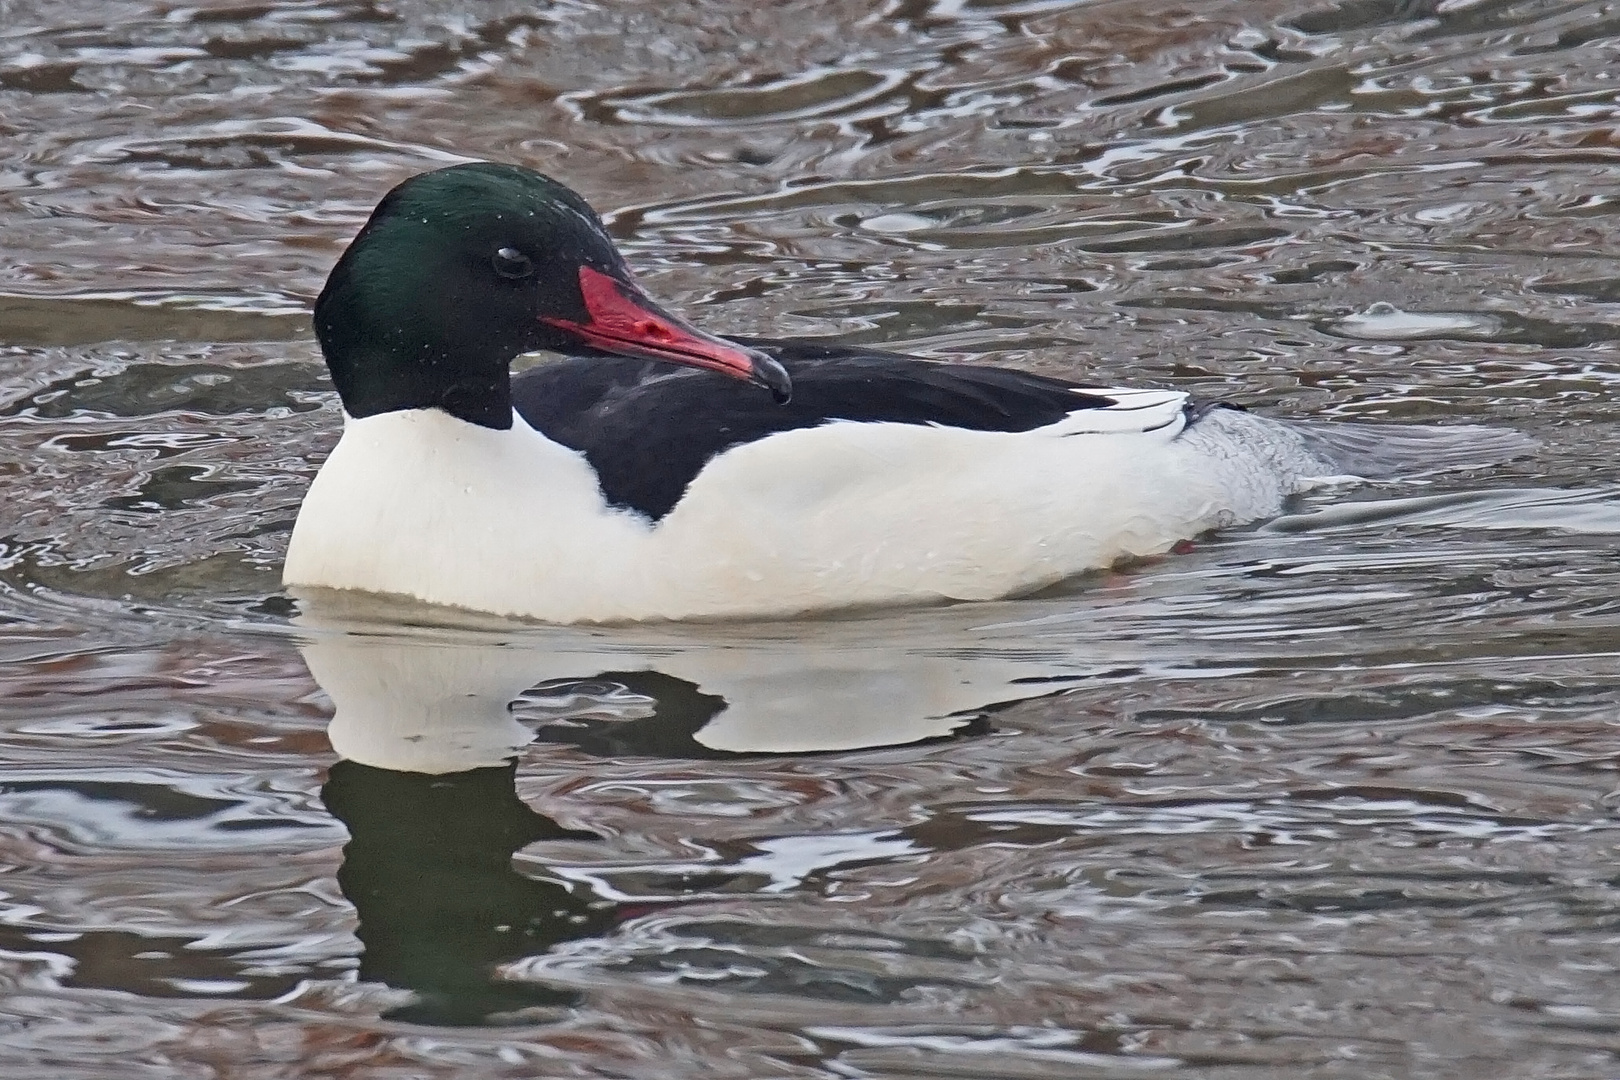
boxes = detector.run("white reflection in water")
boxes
[293,586,1139,770]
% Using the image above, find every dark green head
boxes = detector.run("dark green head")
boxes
[314,163,790,428]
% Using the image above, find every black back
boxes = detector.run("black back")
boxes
[515,337,1118,520]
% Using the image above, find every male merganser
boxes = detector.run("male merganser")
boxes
[282,162,1500,623]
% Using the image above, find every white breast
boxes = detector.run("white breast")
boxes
[282,400,1338,623]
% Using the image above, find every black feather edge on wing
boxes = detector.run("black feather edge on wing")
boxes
[514,336,1123,521]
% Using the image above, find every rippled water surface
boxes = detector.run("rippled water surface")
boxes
[4,0,1620,1075]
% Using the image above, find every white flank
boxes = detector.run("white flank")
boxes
[282,397,1339,623]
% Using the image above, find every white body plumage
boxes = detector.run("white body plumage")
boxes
[283,390,1341,623]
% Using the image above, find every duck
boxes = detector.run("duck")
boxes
[282,161,1503,623]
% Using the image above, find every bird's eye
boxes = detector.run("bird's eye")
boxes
[492,246,535,280]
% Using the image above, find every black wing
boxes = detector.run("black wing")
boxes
[513,337,1119,521]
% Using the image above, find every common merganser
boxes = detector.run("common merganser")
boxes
[283,162,1506,623]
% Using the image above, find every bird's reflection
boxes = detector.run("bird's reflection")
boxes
[297,587,1110,1024]
[321,759,606,1025]
[523,669,995,759]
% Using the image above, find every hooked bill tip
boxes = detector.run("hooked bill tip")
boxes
[748,350,793,404]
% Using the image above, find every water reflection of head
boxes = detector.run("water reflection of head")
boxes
[321,758,604,1025]
[295,590,1098,1022]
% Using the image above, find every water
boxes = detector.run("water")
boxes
[3,0,1620,1075]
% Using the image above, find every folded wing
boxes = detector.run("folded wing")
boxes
[515,337,1193,520]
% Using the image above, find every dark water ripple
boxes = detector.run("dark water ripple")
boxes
[2,0,1620,1076]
